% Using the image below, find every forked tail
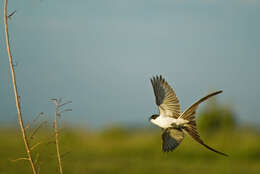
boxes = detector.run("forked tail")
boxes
[180,91,228,157]
[183,120,228,156]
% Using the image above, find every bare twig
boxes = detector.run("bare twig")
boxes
[58,101,72,108]
[25,112,44,130]
[10,157,29,162]
[30,140,55,151]
[8,10,16,19]
[59,109,72,115]
[51,99,70,174]
[29,121,48,140]
[34,152,40,166]
[54,103,63,174]
[37,162,41,174]
[30,142,42,151]
[4,0,37,173]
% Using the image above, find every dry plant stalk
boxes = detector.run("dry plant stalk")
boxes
[52,99,72,174]
[3,0,37,173]
[54,101,63,174]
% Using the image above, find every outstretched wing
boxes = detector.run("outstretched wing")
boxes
[151,75,181,118]
[162,128,184,152]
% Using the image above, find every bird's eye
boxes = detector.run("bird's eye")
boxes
[150,115,158,120]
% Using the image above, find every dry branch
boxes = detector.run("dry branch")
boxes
[4,0,37,173]
[52,99,71,174]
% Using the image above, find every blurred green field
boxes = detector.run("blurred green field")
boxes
[0,125,259,174]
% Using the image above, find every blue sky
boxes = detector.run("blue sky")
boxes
[0,0,259,128]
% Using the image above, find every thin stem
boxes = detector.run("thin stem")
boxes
[3,0,37,174]
[54,104,63,174]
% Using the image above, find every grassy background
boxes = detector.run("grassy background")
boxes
[0,125,259,174]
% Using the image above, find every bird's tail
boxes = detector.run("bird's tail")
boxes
[179,91,228,156]
[183,120,228,156]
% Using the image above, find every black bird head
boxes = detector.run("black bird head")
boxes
[149,114,159,121]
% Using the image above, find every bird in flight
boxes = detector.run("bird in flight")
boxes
[149,75,228,156]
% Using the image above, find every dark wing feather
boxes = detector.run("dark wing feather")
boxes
[162,128,184,152]
[151,75,181,118]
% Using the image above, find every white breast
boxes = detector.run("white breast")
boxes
[151,115,189,129]
[151,115,177,129]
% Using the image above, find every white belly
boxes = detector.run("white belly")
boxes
[151,115,188,129]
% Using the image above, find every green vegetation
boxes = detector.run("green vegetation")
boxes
[0,125,259,174]
[1,100,259,174]
[198,97,236,133]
